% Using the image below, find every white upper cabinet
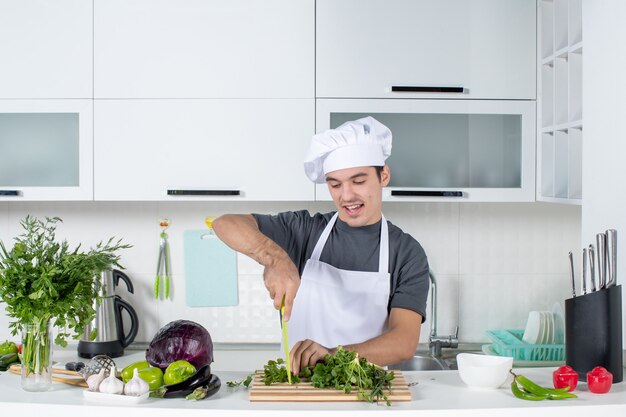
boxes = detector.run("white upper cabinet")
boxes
[94,99,314,201]
[94,0,314,99]
[316,0,536,100]
[316,99,536,202]
[0,100,93,201]
[0,0,92,99]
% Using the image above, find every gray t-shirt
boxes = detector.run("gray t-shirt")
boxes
[252,210,429,322]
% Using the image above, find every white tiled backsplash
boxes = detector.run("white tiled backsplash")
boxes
[0,201,580,345]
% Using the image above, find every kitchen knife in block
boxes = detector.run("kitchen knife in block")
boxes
[184,230,238,307]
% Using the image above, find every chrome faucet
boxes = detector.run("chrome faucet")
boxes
[428,269,459,358]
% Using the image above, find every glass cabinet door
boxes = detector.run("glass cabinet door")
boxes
[316,99,535,202]
[0,100,93,200]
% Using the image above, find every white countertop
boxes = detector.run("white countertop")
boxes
[1,348,625,417]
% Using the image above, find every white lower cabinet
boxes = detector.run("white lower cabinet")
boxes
[94,99,314,201]
[0,100,93,201]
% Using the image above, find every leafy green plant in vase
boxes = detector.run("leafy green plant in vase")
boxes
[0,216,130,391]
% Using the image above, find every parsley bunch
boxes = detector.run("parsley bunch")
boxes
[0,215,130,347]
[227,347,396,406]
[304,347,395,405]
[226,358,300,389]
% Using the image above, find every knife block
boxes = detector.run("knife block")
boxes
[564,285,622,383]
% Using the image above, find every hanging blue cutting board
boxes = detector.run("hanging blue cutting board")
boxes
[184,230,239,307]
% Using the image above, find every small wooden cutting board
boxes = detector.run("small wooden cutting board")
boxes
[249,370,412,402]
[8,363,88,388]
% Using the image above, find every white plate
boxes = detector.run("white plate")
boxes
[540,311,549,344]
[552,302,565,344]
[522,311,542,344]
[546,311,556,345]
[83,390,149,404]
[537,312,546,344]
[536,311,546,345]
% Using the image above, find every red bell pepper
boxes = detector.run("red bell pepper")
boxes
[553,365,578,391]
[587,366,613,394]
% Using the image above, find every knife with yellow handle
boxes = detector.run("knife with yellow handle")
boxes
[280,295,292,384]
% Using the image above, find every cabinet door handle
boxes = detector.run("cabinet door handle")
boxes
[167,189,241,196]
[391,190,464,197]
[391,86,465,93]
[0,190,22,197]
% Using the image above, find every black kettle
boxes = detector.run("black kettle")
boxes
[78,269,139,358]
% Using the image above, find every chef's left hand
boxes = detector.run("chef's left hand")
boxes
[290,339,334,376]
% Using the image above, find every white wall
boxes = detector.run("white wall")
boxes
[0,201,580,346]
[582,0,626,344]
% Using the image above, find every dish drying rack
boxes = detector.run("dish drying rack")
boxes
[485,329,565,362]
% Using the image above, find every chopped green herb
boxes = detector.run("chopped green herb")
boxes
[262,358,301,385]
[226,373,254,388]
[308,347,395,406]
[230,347,395,406]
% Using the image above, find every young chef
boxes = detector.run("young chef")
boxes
[213,116,429,374]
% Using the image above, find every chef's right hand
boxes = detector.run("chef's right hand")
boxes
[263,255,300,321]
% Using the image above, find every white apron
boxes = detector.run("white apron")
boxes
[287,212,391,349]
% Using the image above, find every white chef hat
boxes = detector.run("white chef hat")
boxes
[303,116,392,183]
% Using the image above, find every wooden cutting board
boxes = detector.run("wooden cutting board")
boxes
[249,371,411,402]
[8,363,88,387]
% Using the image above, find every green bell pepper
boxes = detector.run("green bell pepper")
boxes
[121,360,151,383]
[163,360,196,385]
[138,366,164,391]
[0,341,18,356]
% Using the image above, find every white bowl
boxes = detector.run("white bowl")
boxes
[457,353,513,389]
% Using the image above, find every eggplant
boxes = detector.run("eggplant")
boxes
[184,374,221,400]
[152,364,214,398]
[0,353,19,371]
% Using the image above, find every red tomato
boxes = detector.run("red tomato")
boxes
[587,366,613,394]
[553,365,578,391]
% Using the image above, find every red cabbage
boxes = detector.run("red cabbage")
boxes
[146,320,213,370]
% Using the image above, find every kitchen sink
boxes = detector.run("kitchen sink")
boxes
[387,348,487,371]
[388,354,455,371]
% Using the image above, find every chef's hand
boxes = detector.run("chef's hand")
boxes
[263,255,300,321]
[290,339,333,376]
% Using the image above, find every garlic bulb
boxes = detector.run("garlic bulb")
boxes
[86,368,106,392]
[99,366,124,395]
[124,368,149,397]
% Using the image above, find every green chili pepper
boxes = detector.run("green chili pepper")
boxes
[510,371,577,401]
[511,379,548,401]
[515,373,577,399]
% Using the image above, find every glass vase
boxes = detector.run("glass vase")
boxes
[20,319,53,391]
